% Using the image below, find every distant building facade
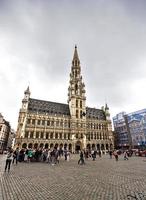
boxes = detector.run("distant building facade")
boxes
[15,47,114,152]
[7,129,15,149]
[113,109,146,149]
[0,113,11,151]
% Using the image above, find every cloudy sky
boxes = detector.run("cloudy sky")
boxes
[0,0,146,129]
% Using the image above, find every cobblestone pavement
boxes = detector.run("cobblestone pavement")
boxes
[0,154,146,200]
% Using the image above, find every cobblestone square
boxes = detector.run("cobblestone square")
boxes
[0,154,146,200]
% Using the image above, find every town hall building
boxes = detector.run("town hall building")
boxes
[15,46,114,153]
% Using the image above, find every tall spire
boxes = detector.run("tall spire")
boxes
[73,45,80,63]
[25,86,30,95]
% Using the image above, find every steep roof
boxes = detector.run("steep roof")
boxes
[28,98,106,120]
[28,98,70,116]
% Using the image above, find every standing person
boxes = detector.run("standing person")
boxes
[113,150,118,161]
[109,150,113,159]
[124,151,128,160]
[78,150,85,165]
[5,149,13,172]
[98,150,102,158]
[12,147,19,165]
[64,149,67,161]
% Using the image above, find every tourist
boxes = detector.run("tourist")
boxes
[5,148,13,172]
[78,150,85,165]
[124,151,128,160]
[12,147,19,165]
[113,150,118,161]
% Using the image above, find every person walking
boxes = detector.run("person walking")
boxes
[109,150,113,159]
[113,150,118,161]
[5,149,13,172]
[78,150,85,165]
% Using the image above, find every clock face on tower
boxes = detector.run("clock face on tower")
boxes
[23,104,26,109]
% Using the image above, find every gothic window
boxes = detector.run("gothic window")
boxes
[68,133,70,140]
[80,111,82,119]
[76,133,78,139]
[99,124,101,130]
[51,121,54,126]
[46,133,49,139]
[30,132,33,138]
[81,133,83,139]
[64,133,66,139]
[27,119,30,124]
[59,133,62,139]
[37,120,40,125]
[32,119,35,125]
[55,133,58,139]
[94,133,96,139]
[76,100,78,107]
[76,110,79,118]
[40,132,43,138]
[25,131,29,138]
[42,120,45,126]
[97,133,99,139]
[75,84,78,94]
[91,133,93,139]
[91,123,93,129]
[80,101,82,108]
[50,132,53,139]
[36,132,39,138]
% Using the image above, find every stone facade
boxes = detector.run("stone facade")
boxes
[0,113,11,151]
[15,46,114,152]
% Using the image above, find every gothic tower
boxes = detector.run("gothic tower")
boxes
[68,46,86,119]
[16,86,30,141]
[68,46,86,150]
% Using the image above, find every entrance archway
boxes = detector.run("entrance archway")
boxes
[75,141,82,153]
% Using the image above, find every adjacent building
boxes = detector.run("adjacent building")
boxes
[15,46,114,152]
[113,109,146,149]
[0,113,11,151]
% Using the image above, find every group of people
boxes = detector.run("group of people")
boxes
[4,147,134,172]
[77,149,133,165]
[4,147,71,172]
